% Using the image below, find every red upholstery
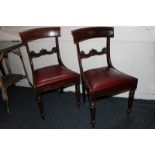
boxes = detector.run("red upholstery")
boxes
[72,27,138,128]
[35,65,79,89]
[20,27,81,120]
[84,67,138,93]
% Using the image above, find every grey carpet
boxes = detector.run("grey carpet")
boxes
[0,86,155,129]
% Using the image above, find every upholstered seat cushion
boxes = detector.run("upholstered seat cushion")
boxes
[34,65,79,89]
[84,67,138,92]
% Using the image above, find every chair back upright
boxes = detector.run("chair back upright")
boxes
[72,27,114,75]
[19,27,64,84]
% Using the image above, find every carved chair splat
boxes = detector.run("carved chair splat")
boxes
[20,27,80,120]
[72,27,138,128]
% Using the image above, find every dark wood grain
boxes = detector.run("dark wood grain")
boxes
[72,27,138,128]
[72,27,114,43]
[30,47,57,58]
[20,27,60,43]
[20,27,80,120]
[81,47,107,59]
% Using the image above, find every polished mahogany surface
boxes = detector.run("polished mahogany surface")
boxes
[20,27,80,120]
[72,27,114,43]
[72,27,138,128]
[20,27,60,43]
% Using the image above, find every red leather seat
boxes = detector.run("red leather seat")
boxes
[20,27,80,120]
[72,27,138,128]
[85,67,137,93]
[35,65,79,89]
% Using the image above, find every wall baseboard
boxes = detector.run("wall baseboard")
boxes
[16,81,155,100]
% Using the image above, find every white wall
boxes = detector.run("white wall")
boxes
[0,26,155,100]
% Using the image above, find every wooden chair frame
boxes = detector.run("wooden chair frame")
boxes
[72,27,138,128]
[20,27,80,119]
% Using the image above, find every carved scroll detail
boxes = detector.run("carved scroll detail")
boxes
[80,47,107,59]
[30,47,57,58]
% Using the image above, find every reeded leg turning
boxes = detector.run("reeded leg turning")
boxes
[75,82,81,107]
[127,90,135,115]
[36,93,45,120]
[89,97,96,128]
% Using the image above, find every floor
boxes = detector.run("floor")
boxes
[0,86,155,129]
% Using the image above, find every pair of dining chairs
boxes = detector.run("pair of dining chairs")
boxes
[19,27,138,128]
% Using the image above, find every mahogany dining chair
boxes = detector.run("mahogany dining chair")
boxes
[72,27,138,128]
[20,27,80,120]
